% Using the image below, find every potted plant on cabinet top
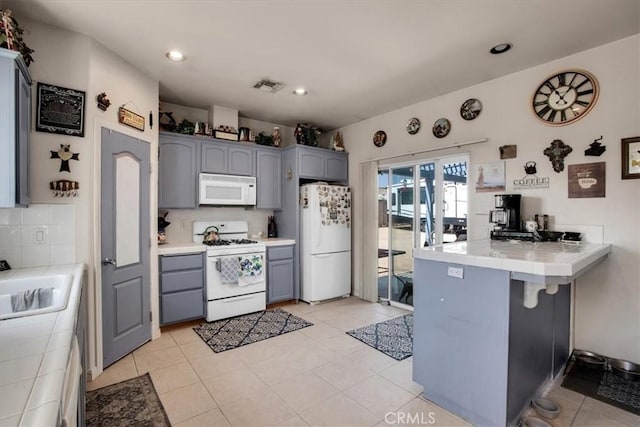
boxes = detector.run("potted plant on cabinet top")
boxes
[0,9,34,66]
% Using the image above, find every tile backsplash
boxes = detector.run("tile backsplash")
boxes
[0,204,76,269]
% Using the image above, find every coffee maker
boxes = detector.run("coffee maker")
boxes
[489,194,533,241]
[490,194,521,231]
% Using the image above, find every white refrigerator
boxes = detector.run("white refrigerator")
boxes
[300,184,351,303]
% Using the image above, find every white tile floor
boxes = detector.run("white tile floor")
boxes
[88,297,640,426]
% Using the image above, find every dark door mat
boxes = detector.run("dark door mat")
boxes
[562,362,640,415]
[193,308,313,353]
[346,313,413,361]
[86,373,171,426]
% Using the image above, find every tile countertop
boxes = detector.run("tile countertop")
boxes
[0,263,85,427]
[157,238,296,256]
[414,239,611,278]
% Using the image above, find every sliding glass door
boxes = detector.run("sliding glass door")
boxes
[378,156,468,307]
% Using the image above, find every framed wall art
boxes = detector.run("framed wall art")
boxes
[621,136,640,180]
[568,162,605,198]
[36,82,86,137]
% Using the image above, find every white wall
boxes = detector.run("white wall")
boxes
[20,18,159,378]
[340,35,640,362]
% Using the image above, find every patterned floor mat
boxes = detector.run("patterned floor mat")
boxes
[346,314,413,360]
[193,308,313,353]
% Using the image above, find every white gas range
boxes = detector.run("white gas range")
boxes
[193,221,266,321]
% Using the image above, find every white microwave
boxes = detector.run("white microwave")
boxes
[199,173,256,206]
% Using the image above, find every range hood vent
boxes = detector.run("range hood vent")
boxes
[253,78,284,93]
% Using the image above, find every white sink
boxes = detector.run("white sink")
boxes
[0,274,72,320]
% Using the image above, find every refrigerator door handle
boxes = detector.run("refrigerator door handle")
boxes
[314,253,332,258]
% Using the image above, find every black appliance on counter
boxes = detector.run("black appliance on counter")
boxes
[489,194,534,241]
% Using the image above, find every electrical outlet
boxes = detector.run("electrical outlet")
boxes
[447,266,464,279]
[33,227,48,245]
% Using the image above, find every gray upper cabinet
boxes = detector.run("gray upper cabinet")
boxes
[256,148,282,210]
[201,142,227,173]
[297,146,348,181]
[202,140,255,176]
[159,133,199,208]
[0,49,31,208]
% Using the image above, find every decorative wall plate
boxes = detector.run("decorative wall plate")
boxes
[373,130,387,147]
[432,118,451,138]
[460,98,482,120]
[406,117,421,135]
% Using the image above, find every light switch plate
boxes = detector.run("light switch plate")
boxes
[447,266,464,279]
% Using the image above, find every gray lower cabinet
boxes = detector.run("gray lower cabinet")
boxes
[266,245,295,303]
[202,141,255,176]
[159,133,199,208]
[0,48,31,208]
[256,148,282,210]
[160,253,205,325]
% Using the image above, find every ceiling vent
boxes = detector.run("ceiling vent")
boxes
[253,79,284,93]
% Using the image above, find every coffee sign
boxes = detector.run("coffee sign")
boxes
[513,161,549,190]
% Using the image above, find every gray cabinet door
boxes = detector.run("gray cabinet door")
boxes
[298,149,325,179]
[325,153,348,182]
[159,136,198,208]
[201,142,228,173]
[256,149,282,209]
[15,65,30,206]
[268,258,294,303]
[267,245,294,303]
[228,146,255,176]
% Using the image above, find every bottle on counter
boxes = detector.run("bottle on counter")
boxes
[268,215,278,238]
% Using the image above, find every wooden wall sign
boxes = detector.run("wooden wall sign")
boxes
[118,107,145,131]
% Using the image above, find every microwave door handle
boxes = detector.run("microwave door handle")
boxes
[215,258,221,272]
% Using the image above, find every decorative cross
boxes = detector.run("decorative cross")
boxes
[543,139,572,173]
[50,144,80,172]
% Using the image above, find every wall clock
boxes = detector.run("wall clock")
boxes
[406,117,421,135]
[532,69,599,126]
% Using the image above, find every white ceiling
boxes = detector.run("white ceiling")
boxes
[5,0,639,130]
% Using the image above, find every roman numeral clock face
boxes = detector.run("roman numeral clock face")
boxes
[532,70,599,125]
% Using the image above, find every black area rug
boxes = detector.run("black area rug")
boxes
[346,314,413,361]
[86,373,170,427]
[562,362,640,415]
[193,308,313,353]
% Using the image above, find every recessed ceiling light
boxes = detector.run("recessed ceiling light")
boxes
[490,43,512,55]
[293,88,308,96]
[166,50,185,62]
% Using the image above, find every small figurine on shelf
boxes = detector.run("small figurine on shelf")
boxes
[295,123,305,145]
[330,131,345,151]
[272,127,281,147]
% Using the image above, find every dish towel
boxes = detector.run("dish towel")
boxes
[238,255,264,287]
[218,257,241,284]
[11,287,54,312]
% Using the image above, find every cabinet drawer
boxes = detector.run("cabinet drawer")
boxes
[161,289,204,325]
[160,253,203,272]
[207,292,265,322]
[161,269,204,293]
[267,245,294,261]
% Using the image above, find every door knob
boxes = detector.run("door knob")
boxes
[102,258,116,266]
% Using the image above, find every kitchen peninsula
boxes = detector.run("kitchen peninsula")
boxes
[412,240,611,426]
